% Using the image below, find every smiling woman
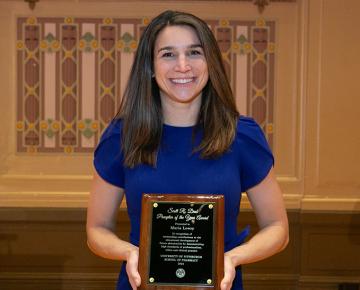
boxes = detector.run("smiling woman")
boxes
[116,10,239,168]
[86,10,288,290]
[153,25,209,123]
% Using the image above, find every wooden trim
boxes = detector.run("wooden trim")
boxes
[0,174,92,181]
[0,272,118,280]
[0,191,90,208]
[301,197,360,212]
[299,275,360,284]
[1,190,360,212]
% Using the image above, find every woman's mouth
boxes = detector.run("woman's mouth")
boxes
[170,78,195,84]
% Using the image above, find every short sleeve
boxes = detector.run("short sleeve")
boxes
[236,116,274,192]
[93,119,125,188]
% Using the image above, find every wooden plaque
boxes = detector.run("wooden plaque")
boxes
[138,194,224,290]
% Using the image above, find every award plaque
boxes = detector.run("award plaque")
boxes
[138,194,224,290]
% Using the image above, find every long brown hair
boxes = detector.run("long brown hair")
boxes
[117,10,239,167]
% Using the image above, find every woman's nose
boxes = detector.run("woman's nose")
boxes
[175,54,191,72]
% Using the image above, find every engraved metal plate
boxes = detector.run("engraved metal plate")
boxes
[149,202,214,284]
[138,194,224,289]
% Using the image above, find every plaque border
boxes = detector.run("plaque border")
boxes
[139,194,224,290]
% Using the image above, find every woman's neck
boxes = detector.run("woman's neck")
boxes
[161,96,201,127]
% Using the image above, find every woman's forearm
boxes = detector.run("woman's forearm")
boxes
[226,222,289,266]
[87,226,138,261]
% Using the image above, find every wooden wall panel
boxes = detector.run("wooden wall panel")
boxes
[305,232,360,273]
[0,208,129,274]
[304,0,360,204]
[300,212,360,277]
[1,208,360,290]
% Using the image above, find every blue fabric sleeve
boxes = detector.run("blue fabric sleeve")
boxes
[237,116,274,192]
[93,119,125,188]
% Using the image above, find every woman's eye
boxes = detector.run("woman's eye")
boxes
[189,50,202,56]
[161,52,174,58]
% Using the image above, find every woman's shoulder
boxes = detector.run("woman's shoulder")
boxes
[94,118,125,188]
[100,118,123,141]
[236,115,266,142]
[95,118,123,155]
[234,115,272,155]
[234,116,274,191]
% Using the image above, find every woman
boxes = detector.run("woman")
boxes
[87,10,289,290]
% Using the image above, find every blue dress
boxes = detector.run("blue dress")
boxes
[94,116,274,290]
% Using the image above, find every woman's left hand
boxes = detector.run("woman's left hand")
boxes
[220,252,236,290]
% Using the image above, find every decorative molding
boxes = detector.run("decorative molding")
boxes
[0,272,118,280]
[299,275,360,284]
[0,173,91,181]
[241,193,302,210]
[18,0,297,13]
[0,191,127,208]
[254,0,269,13]
[16,16,276,154]
[24,0,39,10]
[253,0,297,14]
[301,197,360,212]
[0,191,302,209]
[0,191,90,208]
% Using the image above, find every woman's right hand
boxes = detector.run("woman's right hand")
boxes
[126,247,141,289]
